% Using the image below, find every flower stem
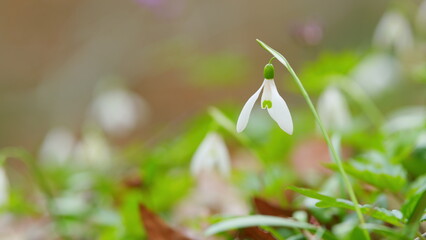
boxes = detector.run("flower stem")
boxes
[339,81,384,128]
[0,147,70,239]
[256,39,370,240]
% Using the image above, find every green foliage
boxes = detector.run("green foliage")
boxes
[205,215,317,236]
[329,151,407,192]
[298,52,361,94]
[288,186,404,226]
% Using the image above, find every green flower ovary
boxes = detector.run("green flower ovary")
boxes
[262,100,272,109]
[264,63,275,79]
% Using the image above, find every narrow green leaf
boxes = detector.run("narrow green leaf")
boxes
[401,185,426,220]
[288,186,404,226]
[256,39,290,69]
[404,188,426,238]
[361,224,402,239]
[205,215,317,236]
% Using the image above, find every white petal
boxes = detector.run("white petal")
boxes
[0,167,8,206]
[190,133,215,175]
[267,80,293,134]
[236,82,264,132]
[261,79,272,109]
[317,86,351,132]
[212,134,231,176]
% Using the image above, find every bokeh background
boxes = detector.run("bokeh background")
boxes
[1,0,411,148]
[0,0,425,239]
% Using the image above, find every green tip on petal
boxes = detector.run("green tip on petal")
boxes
[264,63,275,79]
[262,100,272,109]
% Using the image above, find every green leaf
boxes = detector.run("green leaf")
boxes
[256,39,290,69]
[288,186,404,226]
[403,187,426,238]
[401,182,426,220]
[328,151,407,192]
[205,215,317,236]
[361,224,402,239]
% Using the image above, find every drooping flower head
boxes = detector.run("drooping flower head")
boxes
[236,63,293,134]
[317,85,352,133]
[190,132,231,177]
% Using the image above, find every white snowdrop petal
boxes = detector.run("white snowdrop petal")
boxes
[317,86,351,132]
[267,81,293,134]
[213,134,231,176]
[261,79,272,109]
[0,167,9,206]
[190,133,215,175]
[236,82,264,132]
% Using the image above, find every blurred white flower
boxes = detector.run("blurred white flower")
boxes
[73,129,112,168]
[236,63,293,134]
[351,54,400,96]
[39,127,75,164]
[190,132,230,177]
[52,194,89,216]
[90,84,149,137]
[317,86,352,132]
[373,11,414,54]
[417,1,426,34]
[0,167,9,206]
[383,106,426,133]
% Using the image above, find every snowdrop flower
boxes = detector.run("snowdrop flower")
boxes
[236,63,293,134]
[373,11,414,54]
[90,81,149,137]
[317,86,352,132]
[39,127,75,164]
[190,132,231,177]
[73,129,112,168]
[383,106,426,133]
[351,53,400,96]
[0,167,9,206]
[417,1,426,34]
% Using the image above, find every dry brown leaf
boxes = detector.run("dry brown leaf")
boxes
[253,197,294,217]
[139,204,193,240]
[237,227,277,240]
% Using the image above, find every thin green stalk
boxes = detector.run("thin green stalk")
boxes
[209,107,266,164]
[0,147,70,239]
[256,39,370,240]
[339,81,384,128]
[405,190,426,239]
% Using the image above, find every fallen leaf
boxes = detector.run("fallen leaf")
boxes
[139,204,192,240]
[253,197,294,217]
[237,227,277,240]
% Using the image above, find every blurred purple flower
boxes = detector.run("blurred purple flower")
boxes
[292,21,323,46]
[135,0,163,8]
[134,0,186,19]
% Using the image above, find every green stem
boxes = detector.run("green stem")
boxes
[256,39,370,240]
[405,190,426,239]
[0,148,69,239]
[339,81,384,128]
